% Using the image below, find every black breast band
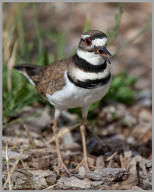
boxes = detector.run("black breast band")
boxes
[67,72,111,89]
[72,54,107,73]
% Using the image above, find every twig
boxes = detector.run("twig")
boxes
[43,181,62,190]
[3,148,25,189]
[46,123,80,145]
[120,153,126,169]
[106,151,117,162]
[7,40,18,92]
[5,143,12,190]
[86,125,106,146]
[107,3,123,45]
[22,123,37,147]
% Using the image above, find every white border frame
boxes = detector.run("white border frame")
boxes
[1,1,153,192]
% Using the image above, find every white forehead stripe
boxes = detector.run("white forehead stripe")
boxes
[92,38,107,47]
[81,34,90,39]
[81,34,107,47]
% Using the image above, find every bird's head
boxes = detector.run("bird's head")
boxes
[77,30,112,65]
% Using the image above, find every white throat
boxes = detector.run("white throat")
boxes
[77,48,104,65]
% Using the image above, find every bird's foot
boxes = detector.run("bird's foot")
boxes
[56,159,71,175]
[74,158,90,172]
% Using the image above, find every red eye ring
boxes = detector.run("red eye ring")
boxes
[85,37,92,46]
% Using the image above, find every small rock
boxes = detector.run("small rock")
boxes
[62,131,79,149]
[86,171,102,181]
[132,186,144,190]
[78,166,86,178]
[139,177,152,190]
[136,89,152,107]
[11,169,54,190]
[2,150,29,160]
[127,136,136,145]
[132,122,152,142]
[139,109,152,123]
[86,168,128,182]
[58,176,91,189]
[91,181,103,187]
[145,161,152,169]
[45,172,57,186]
[121,114,137,128]
[96,156,105,169]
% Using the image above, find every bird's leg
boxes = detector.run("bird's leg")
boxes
[74,107,90,171]
[75,117,89,171]
[52,110,70,174]
[79,117,89,171]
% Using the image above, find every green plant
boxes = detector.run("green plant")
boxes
[107,3,123,45]
[2,65,44,125]
[2,4,48,126]
[103,72,138,104]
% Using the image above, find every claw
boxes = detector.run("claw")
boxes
[57,160,71,175]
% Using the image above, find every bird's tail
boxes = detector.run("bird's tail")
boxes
[14,64,42,86]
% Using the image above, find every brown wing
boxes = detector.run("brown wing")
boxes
[14,57,72,97]
[34,57,71,97]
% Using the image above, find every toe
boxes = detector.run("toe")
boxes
[57,160,71,175]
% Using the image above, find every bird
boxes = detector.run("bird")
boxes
[14,30,112,174]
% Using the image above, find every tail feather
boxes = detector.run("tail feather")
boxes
[14,64,43,85]
[14,64,39,76]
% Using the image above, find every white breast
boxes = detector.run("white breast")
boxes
[77,49,103,65]
[46,71,111,110]
[71,64,110,81]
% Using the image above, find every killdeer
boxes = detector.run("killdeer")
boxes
[14,30,112,174]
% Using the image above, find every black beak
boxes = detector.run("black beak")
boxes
[97,47,112,64]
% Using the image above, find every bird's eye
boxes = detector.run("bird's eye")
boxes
[85,38,92,46]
